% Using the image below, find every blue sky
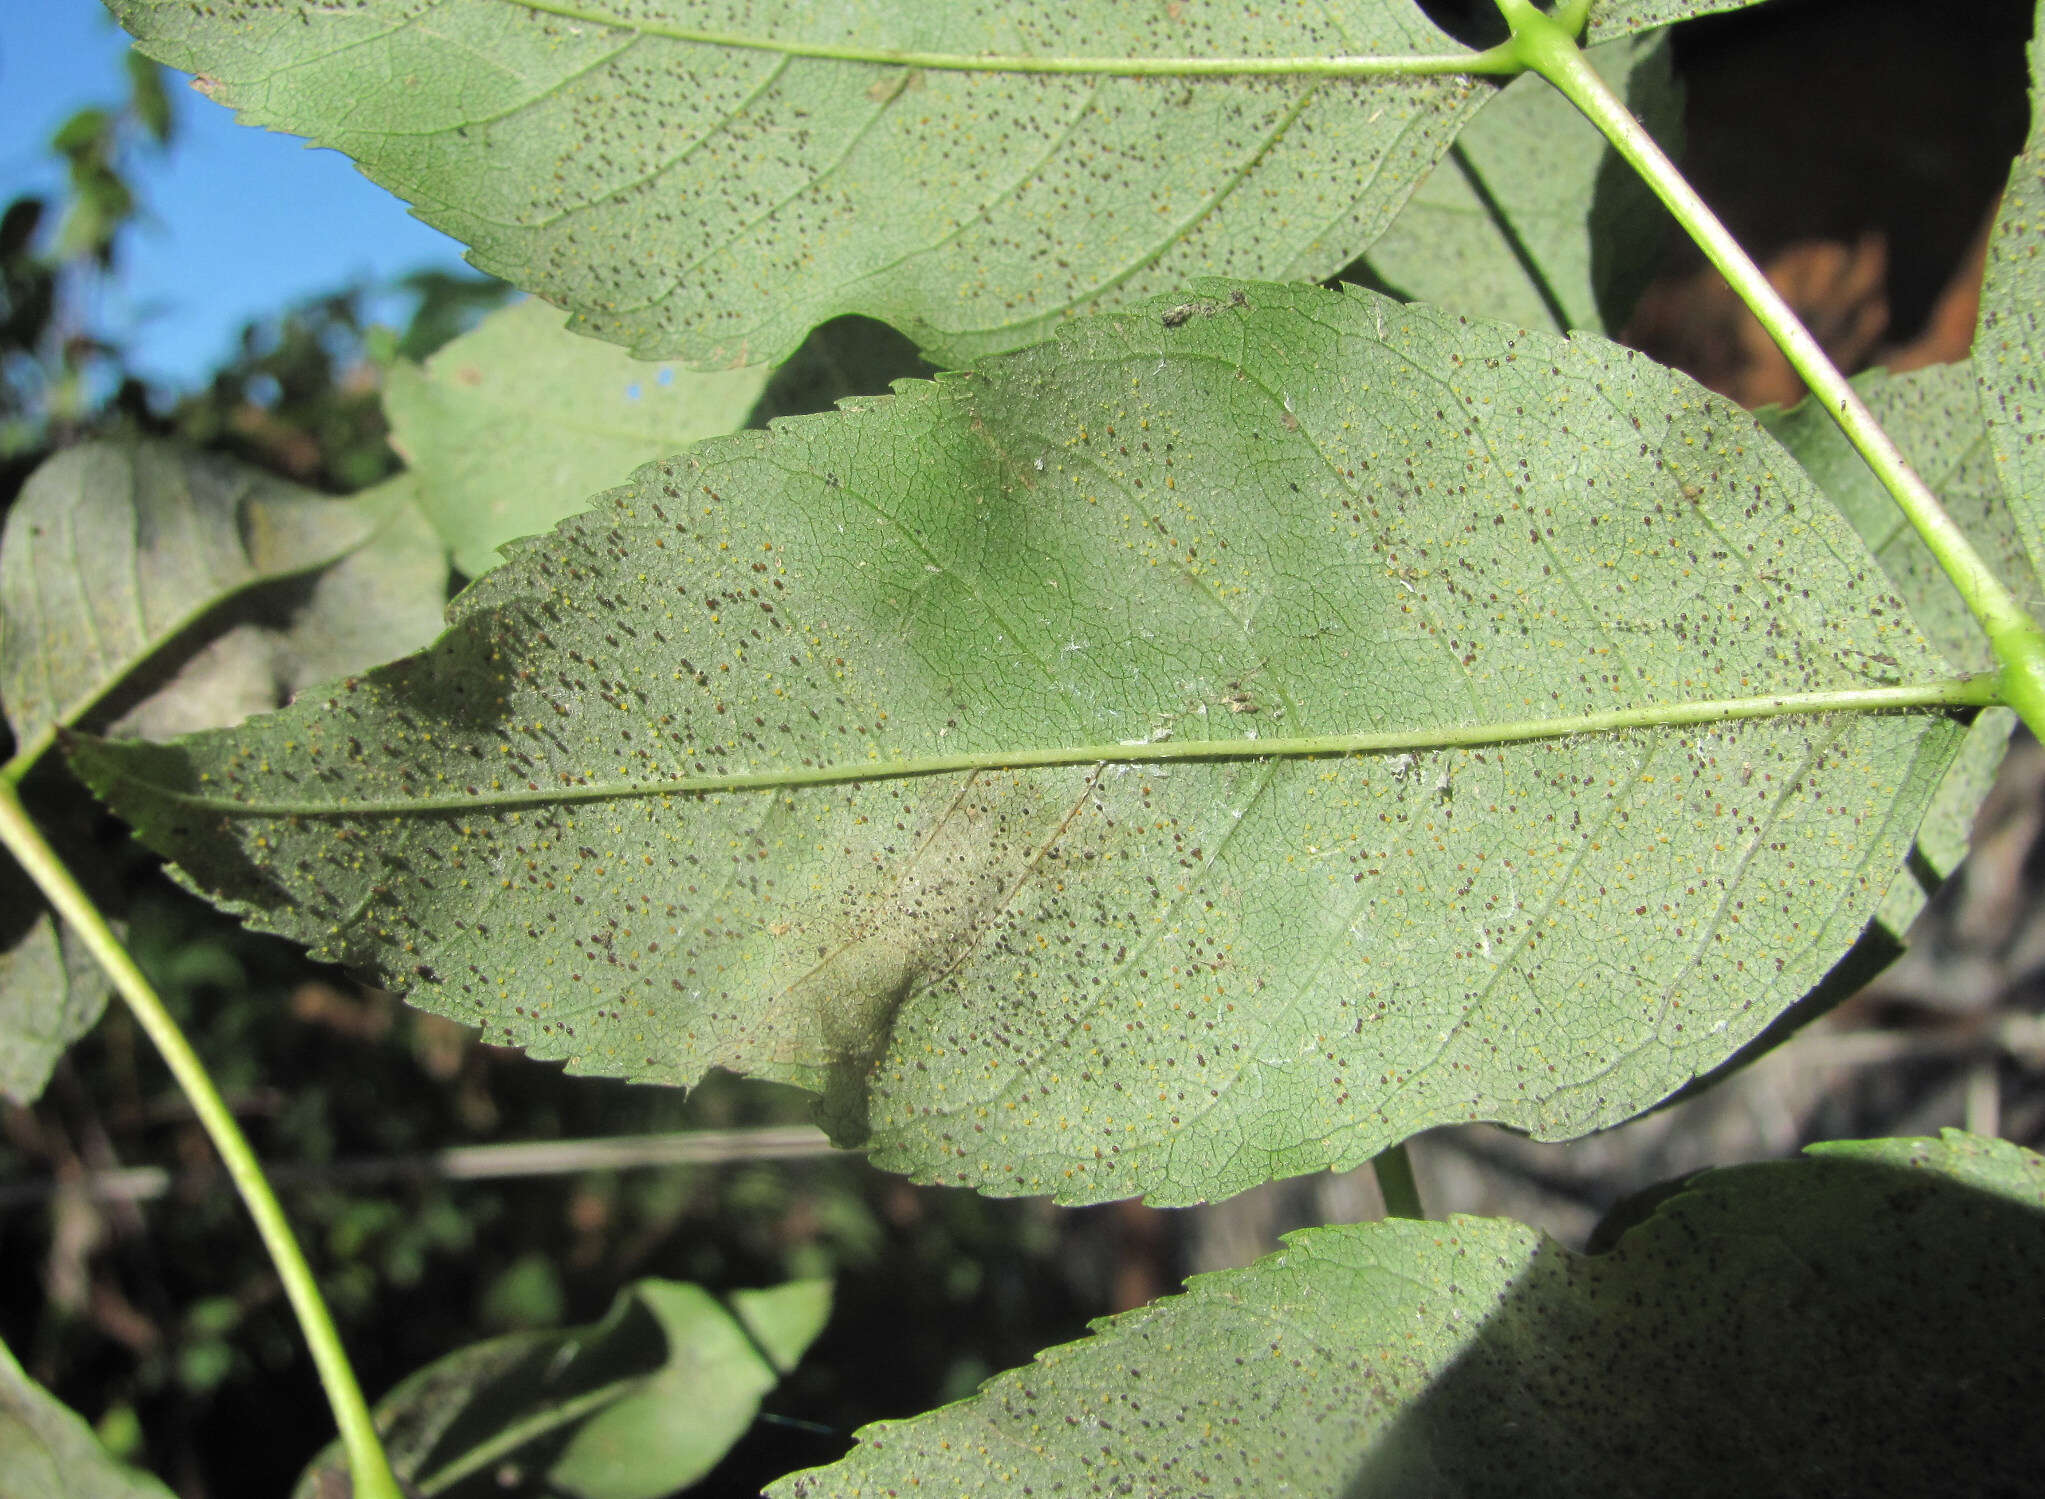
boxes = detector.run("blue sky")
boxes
[1,0,477,389]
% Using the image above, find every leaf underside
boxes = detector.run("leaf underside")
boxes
[1360,33,1679,337]
[1979,0,2045,586]
[1581,0,1773,42]
[1762,361,2037,932]
[74,283,1963,1206]
[111,0,1494,371]
[106,3,1773,373]
[774,1132,2045,1499]
[385,299,771,577]
[0,446,448,1102]
[0,443,387,758]
[0,911,108,1108]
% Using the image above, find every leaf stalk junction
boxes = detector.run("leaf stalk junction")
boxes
[1495,0,2045,742]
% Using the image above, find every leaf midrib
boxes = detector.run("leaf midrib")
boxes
[91,675,1995,819]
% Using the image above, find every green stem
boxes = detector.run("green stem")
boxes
[0,782,401,1499]
[1495,0,2045,742]
[1373,1142,1426,1220]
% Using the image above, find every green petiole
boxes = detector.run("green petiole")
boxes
[1493,0,2045,740]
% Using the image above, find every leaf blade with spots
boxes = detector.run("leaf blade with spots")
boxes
[1761,362,2037,933]
[1581,0,1773,41]
[1978,0,2045,575]
[1357,32,1680,335]
[772,1131,2045,1499]
[109,0,1496,370]
[71,283,1971,1206]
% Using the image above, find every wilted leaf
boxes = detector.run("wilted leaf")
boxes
[776,1131,2045,1499]
[292,1279,830,1499]
[1360,33,1679,335]
[73,283,1969,1206]
[385,300,770,577]
[0,443,431,771]
[0,1334,176,1499]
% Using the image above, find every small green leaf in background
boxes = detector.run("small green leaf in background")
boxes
[384,299,770,577]
[776,1132,2045,1499]
[293,1278,830,1499]
[73,283,1972,1206]
[0,909,107,1107]
[0,444,447,1102]
[0,1335,176,1499]
[0,442,442,770]
[478,1253,568,1334]
[1359,33,1680,335]
[123,54,174,147]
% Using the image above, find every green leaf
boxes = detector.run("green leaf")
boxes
[0,1334,176,1499]
[292,1278,830,1499]
[1764,363,2041,676]
[0,443,438,773]
[0,448,444,1101]
[1761,362,2038,935]
[1359,33,1679,335]
[775,1131,2045,1499]
[0,908,107,1108]
[50,109,113,160]
[1874,705,2014,937]
[124,53,174,147]
[385,299,771,578]
[102,474,450,745]
[71,283,1968,1207]
[1978,0,2045,578]
[1582,0,1773,41]
[108,0,1508,370]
